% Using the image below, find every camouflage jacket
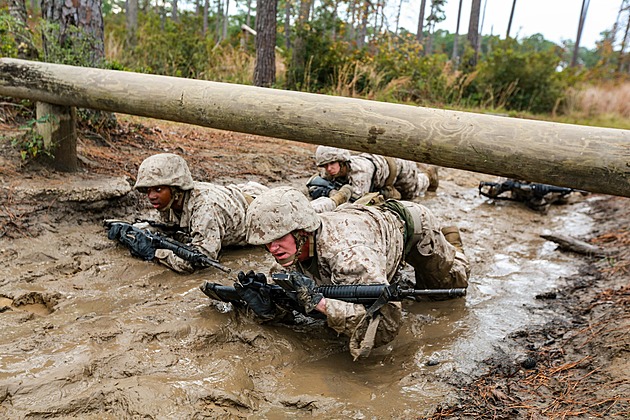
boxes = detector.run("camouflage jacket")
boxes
[155,181,267,273]
[324,153,429,200]
[292,203,406,359]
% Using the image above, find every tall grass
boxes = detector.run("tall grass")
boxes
[560,81,630,128]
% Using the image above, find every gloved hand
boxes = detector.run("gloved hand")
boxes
[290,272,324,314]
[380,185,402,200]
[108,223,156,261]
[234,271,277,320]
[329,184,353,206]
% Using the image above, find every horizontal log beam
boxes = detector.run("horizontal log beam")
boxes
[1,58,629,197]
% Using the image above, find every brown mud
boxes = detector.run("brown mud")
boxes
[0,115,628,419]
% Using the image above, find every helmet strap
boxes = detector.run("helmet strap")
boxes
[272,231,310,266]
[159,188,185,213]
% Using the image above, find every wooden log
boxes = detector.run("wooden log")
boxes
[0,58,629,197]
[541,233,615,257]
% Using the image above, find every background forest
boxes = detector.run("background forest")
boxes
[1,0,630,130]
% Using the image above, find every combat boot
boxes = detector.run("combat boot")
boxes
[420,164,439,192]
[441,226,464,253]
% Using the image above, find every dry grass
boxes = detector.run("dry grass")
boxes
[563,81,630,119]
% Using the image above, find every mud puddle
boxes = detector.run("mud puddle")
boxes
[0,170,598,418]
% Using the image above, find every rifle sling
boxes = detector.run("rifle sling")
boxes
[351,285,392,360]
[241,192,255,205]
[383,156,398,187]
[381,200,416,258]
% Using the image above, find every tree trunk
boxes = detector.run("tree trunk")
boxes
[2,58,629,197]
[284,0,291,50]
[395,0,403,35]
[506,0,516,39]
[416,0,426,43]
[215,0,223,42]
[571,0,590,67]
[253,0,277,87]
[171,0,178,21]
[451,0,463,67]
[41,0,105,65]
[287,0,313,89]
[467,0,482,68]
[357,0,370,48]
[126,0,138,48]
[223,0,230,40]
[616,0,629,73]
[203,0,209,35]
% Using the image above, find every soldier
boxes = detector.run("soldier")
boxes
[131,153,268,273]
[240,186,470,360]
[308,146,439,212]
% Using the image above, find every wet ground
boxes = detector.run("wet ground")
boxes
[0,117,628,418]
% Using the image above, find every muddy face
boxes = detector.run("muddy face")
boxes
[0,168,597,418]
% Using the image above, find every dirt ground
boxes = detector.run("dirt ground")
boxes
[0,113,628,419]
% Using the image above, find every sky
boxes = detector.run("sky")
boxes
[394,0,624,50]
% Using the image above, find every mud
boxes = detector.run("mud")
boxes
[0,116,628,419]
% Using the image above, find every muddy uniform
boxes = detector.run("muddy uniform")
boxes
[293,201,470,359]
[311,155,431,214]
[340,154,430,200]
[156,181,267,273]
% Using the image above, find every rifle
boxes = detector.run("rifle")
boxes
[200,272,466,314]
[479,180,588,201]
[104,221,231,273]
[307,176,355,202]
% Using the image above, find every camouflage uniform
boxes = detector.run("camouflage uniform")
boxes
[246,187,470,360]
[340,154,430,200]
[134,153,267,273]
[154,181,267,273]
[312,146,433,211]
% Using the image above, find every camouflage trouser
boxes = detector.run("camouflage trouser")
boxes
[394,160,431,200]
[401,202,470,289]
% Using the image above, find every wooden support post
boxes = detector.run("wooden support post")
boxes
[36,102,78,172]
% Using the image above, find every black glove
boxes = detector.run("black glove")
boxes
[107,223,124,241]
[234,271,276,320]
[290,272,324,314]
[108,223,156,261]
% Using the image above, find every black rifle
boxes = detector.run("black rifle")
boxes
[104,221,231,273]
[479,180,588,201]
[307,176,355,201]
[200,272,466,314]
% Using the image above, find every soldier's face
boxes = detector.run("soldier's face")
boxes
[146,186,172,211]
[324,161,342,177]
[266,233,298,267]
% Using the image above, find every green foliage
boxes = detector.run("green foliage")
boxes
[0,8,37,59]
[40,20,103,67]
[11,115,57,162]
[467,39,568,113]
[0,9,19,58]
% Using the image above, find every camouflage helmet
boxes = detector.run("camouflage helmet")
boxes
[246,186,321,245]
[134,153,194,192]
[315,146,351,167]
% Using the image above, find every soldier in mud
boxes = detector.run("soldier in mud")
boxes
[124,153,268,273]
[307,146,440,213]
[238,186,470,360]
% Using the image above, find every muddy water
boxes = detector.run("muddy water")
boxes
[0,170,597,418]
